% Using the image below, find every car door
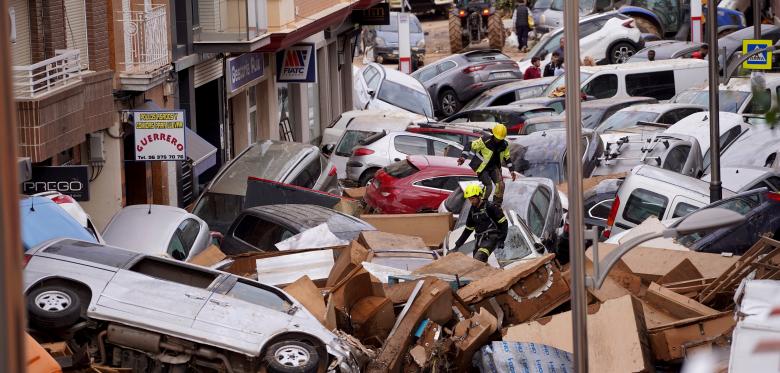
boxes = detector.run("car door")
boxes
[412,176,463,211]
[392,134,431,162]
[430,138,463,158]
[357,66,381,109]
[96,257,219,328]
[194,276,297,351]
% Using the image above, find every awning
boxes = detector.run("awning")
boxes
[186,127,218,175]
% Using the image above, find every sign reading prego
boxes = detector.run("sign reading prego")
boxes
[133,110,187,161]
[22,166,90,201]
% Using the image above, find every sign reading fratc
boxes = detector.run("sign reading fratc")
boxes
[133,110,187,161]
[276,43,317,83]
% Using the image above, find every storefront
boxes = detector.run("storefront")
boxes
[226,52,267,155]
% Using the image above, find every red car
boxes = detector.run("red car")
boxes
[365,155,479,214]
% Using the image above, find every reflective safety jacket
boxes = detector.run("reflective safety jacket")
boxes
[462,135,513,174]
[454,202,509,248]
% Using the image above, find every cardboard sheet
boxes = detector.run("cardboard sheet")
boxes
[358,213,453,247]
[255,250,335,286]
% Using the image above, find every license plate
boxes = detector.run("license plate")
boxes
[490,72,516,80]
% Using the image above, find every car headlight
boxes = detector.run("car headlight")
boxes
[374,37,386,47]
[417,39,426,49]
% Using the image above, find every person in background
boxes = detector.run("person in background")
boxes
[544,51,561,77]
[582,56,595,66]
[524,56,542,79]
[513,0,531,52]
[554,37,565,57]
[692,44,709,59]
[647,49,656,61]
[554,59,565,76]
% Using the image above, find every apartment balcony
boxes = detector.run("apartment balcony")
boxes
[116,3,172,91]
[14,50,114,162]
[193,0,271,52]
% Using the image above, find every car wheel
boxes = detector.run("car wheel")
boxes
[609,42,636,64]
[27,286,82,329]
[439,89,461,117]
[631,16,661,38]
[265,340,319,373]
[359,168,380,187]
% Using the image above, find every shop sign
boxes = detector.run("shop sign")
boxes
[227,53,265,93]
[743,39,773,70]
[276,43,317,83]
[22,165,90,201]
[354,3,390,25]
[133,110,187,161]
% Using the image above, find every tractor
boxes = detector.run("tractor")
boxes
[449,1,506,53]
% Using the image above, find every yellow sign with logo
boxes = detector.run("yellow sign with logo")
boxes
[742,39,773,70]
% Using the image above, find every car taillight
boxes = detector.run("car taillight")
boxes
[463,65,486,74]
[353,148,375,156]
[603,196,620,239]
[622,19,635,28]
[328,166,337,177]
[508,122,525,133]
[458,9,466,17]
[23,254,32,268]
[768,192,780,202]
[51,194,75,204]
[482,8,490,15]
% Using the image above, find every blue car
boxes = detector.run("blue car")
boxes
[20,196,97,251]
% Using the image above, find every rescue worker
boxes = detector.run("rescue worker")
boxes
[452,184,509,262]
[457,123,516,206]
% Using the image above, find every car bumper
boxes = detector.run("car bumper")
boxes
[346,161,368,182]
[374,47,426,60]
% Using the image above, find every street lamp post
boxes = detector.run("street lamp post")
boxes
[707,0,723,203]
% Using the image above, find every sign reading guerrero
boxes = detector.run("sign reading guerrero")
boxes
[133,110,187,161]
[276,43,317,83]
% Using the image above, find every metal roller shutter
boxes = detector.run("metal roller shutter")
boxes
[9,0,31,65]
[64,0,90,69]
[194,57,224,88]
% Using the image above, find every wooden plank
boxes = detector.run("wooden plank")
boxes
[644,282,719,320]
[658,259,703,285]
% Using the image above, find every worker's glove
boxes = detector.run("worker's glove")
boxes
[457,157,465,166]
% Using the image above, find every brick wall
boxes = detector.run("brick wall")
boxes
[29,0,68,63]
[86,0,110,71]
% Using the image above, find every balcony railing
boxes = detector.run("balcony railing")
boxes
[13,50,82,99]
[118,4,170,74]
[194,0,268,43]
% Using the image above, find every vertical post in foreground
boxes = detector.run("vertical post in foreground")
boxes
[708,0,722,203]
[0,0,26,370]
[754,0,761,39]
[563,0,587,370]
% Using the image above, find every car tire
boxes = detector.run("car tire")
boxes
[265,340,319,373]
[439,89,461,117]
[608,41,637,64]
[449,11,464,53]
[27,286,82,329]
[631,16,661,38]
[488,13,505,50]
[359,168,380,187]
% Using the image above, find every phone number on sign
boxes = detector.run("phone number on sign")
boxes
[137,155,186,161]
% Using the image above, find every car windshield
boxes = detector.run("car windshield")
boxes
[673,90,750,113]
[522,31,558,62]
[551,0,594,13]
[534,0,553,9]
[192,192,244,234]
[462,93,494,110]
[542,72,592,97]
[335,130,376,157]
[524,121,565,134]
[378,15,422,33]
[596,111,659,132]
[523,162,563,184]
[378,80,434,117]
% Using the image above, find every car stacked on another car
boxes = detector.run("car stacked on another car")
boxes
[354,63,435,118]
[442,104,557,135]
[509,128,605,185]
[595,103,707,143]
[411,49,523,117]
[461,77,557,110]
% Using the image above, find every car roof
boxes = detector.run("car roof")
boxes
[102,205,196,255]
[340,109,426,121]
[664,111,748,151]
[579,97,657,109]
[616,103,706,114]
[632,165,736,195]
[581,58,708,73]
[20,197,97,251]
[513,96,564,105]
[702,165,780,191]
[476,77,557,97]
[347,116,417,131]
[408,155,474,172]
[633,41,701,59]
[375,63,428,93]
[242,204,375,240]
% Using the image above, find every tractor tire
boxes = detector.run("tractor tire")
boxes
[632,16,661,38]
[488,13,505,51]
[449,12,464,53]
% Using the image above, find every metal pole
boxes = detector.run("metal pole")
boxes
[754,0,762,39]
[708,0,722,203]
[0,0,26,370]
[563,0,587,370]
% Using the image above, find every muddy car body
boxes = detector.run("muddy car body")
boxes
[24,239,358,372]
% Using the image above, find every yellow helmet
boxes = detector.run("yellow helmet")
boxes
[492,123,508,140]
[463,184,484,199]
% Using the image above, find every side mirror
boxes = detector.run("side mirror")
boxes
[367,89,376,98]
[534,242,546,254]
[322,143,335,155]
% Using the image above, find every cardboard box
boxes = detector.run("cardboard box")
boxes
[457,254,555,303]
[359,213,453,247]
[187,245,226,267]
[283,276,334,329]
[344,187,366,199]
[413,252,500,280]
[358,231,428,251]
[504,295,654,373]
[453,308,498,373]
[649,312,735,362]
[350,296,395,347]
[326,241,369,287]
[480,263,570,325]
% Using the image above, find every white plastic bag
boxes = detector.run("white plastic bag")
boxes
[506,31,519,50]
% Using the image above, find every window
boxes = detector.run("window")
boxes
[167,235,187,260]
[233,214,293,250]
[662,145,690,173]
[417,177,460,191]
[377,80,433,117]
[226,279,292,312]
[492,93,517,106]
[582,74,618,99]
[178,219,201,251]
[336,130,375,157]
[626,71,675,100]
[363,66,379,89]
[130,258,218,289]
[766,176,780,190]
[469,112,498,122]
[703,125,746,169]
[290,157,321,188]
[517,86,546,101]
[394,135,428,155]
[672,202,698,218]
[437,61,456,74]
[431,140,459,157]
[527,187,551,236]
[714,194,760,215]
[416,67,439,83]
[425,132,462,144]
[549,102,564,113]
[384,160,419,178]
[744,89,771,114]
[623,188,668,225]
[44,241,138,268]
[588,200,613,221]
[657,108,702,124]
